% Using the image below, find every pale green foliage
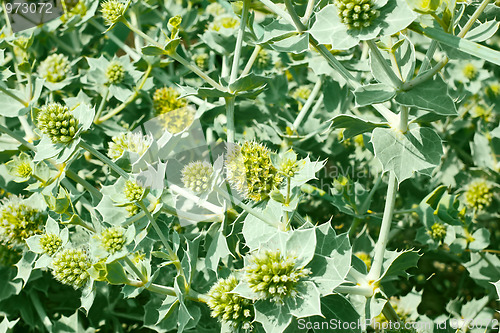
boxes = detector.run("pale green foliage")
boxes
[226,142,283,202]
[107,132,152,160]
[40,233,63,256]
[244,249,311,303]
[37,103,80,144]
[207,275,254,331]
[51,248,91,289]
[38,54,71,83]
[181,161,214,193]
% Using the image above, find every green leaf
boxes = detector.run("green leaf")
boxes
[464,253,500,293]
[204,223,231,273]
[410,23,500,66]
[105,262,130,285]
[471,133,497,170]
[0,317,19,333]
[142,45,168,56]
[229,74,268,94]
[308,224,351,295]
[14,251,36,287]
[468,228,490,252]
[308,294,361,333]
[378,250,421,283]
[331,115,388,139]
[371,127,443,184]
[464,21,500,43]
[354,84,396,106]
[0,89,28,117]
[286,281,322,318]
[255,300,293,333]
[492,280,500,300]
[395,76,457,115]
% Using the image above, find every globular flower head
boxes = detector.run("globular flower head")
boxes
[124,180,144,202]
[37,103,80,144]
[39,54,71,83]
[107,132,153,160]
[51,248,91,289]
[99,227,126,254]
[5,152,33,180]
[462,63,478,80]
[256,49,272,70]
[192,53,209,70]
[105,61,126,85]
[428,223,447,241]
[0,196,45,246]
[207,275,254,331]
[125,203,139,217]
[153,87,188,115]
[40,233,63,256]
[101,0,125,26]
[334,0,380,29]
[465,179,494,211]
[244,249,311,303]
[208,15,240,32]
[226,142,283,202]
[206,2,226,16]
[61,0,87,22]
[181,161,214,193]
[158,106,195,134]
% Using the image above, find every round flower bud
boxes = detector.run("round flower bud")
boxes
[105,61,125,85]
[37,103,80,144]
[38,54,71,83]
[101,0,125,26]
[158,106,195,134]
[125,203,139,217]
[40,233,63,256]
[124,180,144,202]
[462,63,478,80]
[207,275,254,331]
[100,227,126,254]
[226,142,283,202]
[334,0,379,29]
[0,197,45,246]
[51,248,91,289]
[61,0,87,22]
[208,15,240,32]
[181,161,214,193]
[153,87,188,115]
[428,223,447,241]
[464,179,493,211]
[244,249,311,303]
[107,132,153,161]
[256,49,272,70]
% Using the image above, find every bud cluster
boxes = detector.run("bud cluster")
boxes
[465,179,493,211]
[105,61,126,85]
[153,87,188,115]
[124,180,144,202]
[51,248,91,289]
[0,197,45,246]
[39,54,71,83]
[40,233,63,256]
[100,227,126,254]
[107,132,152,160]
[334,0,380,29]
[428,223,447,241]
[37,103,79,144]
[181,161,214,193]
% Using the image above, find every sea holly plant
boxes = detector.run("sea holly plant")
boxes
[0,0,499,331]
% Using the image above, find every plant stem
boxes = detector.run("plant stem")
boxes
[0,123,36,150]
[401,57,448,91]
[65,169,102,201]
[334,285,374,297]
[0,85,28,107]
[225,97,236,143]
[366,170,397,283]
[457,0,492,38]
[94,86,110,122]
[124,256,147,283]
[29,292,53,333]
[259,0,294,24]
[241,45,262,76]
[79,141,129,179]
[293,76,323,129]
[302,0,316,24]
[367,40,402,89]
[399,106,409,133]
[146,283,177,297]
[169,184,224,215]
[230,0,250,84]
[90,20,141,61]
[283,176,291,230]
[419,40,439,73]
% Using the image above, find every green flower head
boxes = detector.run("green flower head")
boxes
[206,2,227,16]
[99,227,126,254]
[124,180,144,202]
[40,233,63,256]
[158,106,195,134]
[256,49,272,70]
[5,152,33,180]
[334,0,380,29]
[125,203,140,217]
[107,132,153,161]
[0,196,45,246]
[37,103,80,144]
[208,15,240,32]
[51,248,92,289]
[192,53,209,69]
[462,63,478,80]
[101,0,125,26]
[465,179,493,211]
[61,0,87,22]
[39,54,71,83]
[181,161,214,193]
[226,142,283,202]
[153,87,188,115]
[207,275,254,331]
[428,223,447,241]
[244,249,311,303]
[105,61,126,85]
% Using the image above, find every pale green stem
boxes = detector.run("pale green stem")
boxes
[230,0,250,84]
[399,106,409,133]
[419,40,439,73]
[283,176,291,231]
[284,0,307,32]
[213,185,277,228]
[0,123,36,150]
[457,0,492,38]
[65,169,102,201]
[96,64,152,123]
[1,1,13,33]
[401,58,448,91]
[366,171,397,282]
[225,97,235,143]
[0,85,28,107]
[146,283,177,297]
[241,45,262,77]
[79,140,129,179]
[18,116,37,142]
[129,9,143,51]
[348,268,368,285]
[124,256,147,283]
[29,292,53,332]
[169,184,224,215]
[367,40,403,89]
[94,86,110,122]
[90,20,141,61]
[293,77,323,129]
[302,0,316,25]
[334,285,374,297]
